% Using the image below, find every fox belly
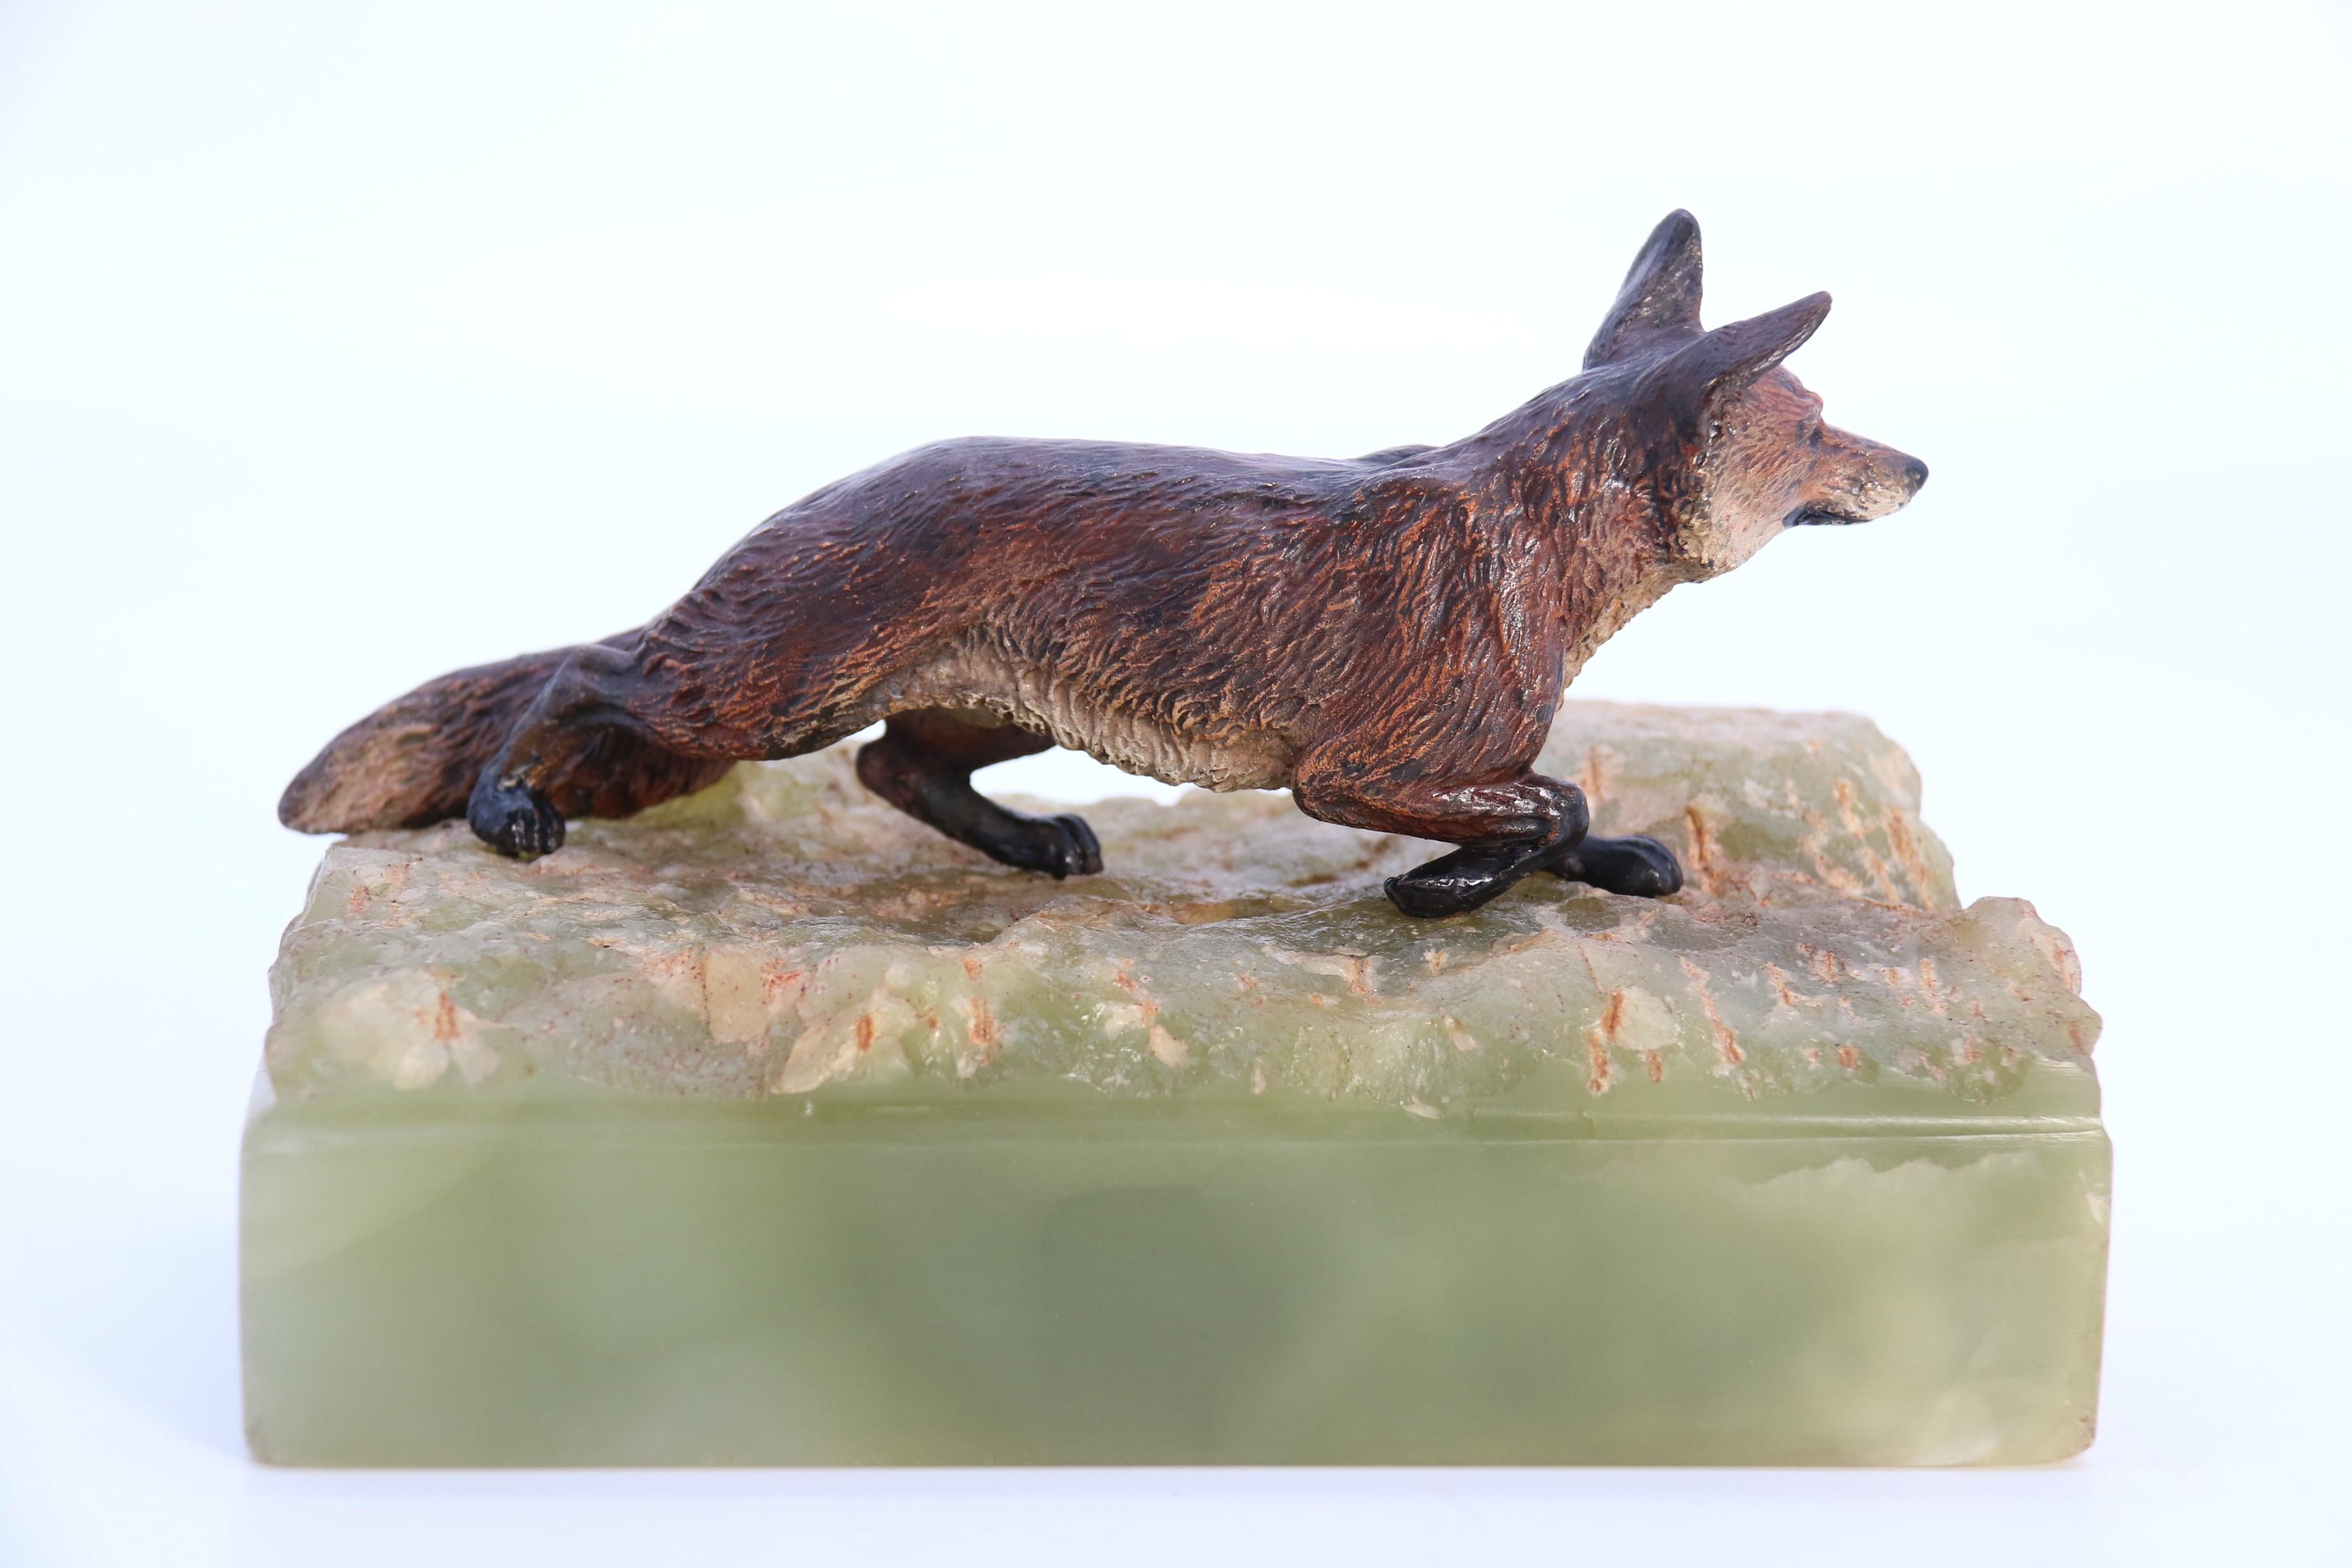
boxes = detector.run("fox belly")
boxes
[870,642,1299,792]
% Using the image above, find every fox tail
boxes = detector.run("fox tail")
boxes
[277,643,732,835]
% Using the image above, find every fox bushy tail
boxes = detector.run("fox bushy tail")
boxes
[278,642,732,835]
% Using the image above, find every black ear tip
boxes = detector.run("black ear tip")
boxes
[1773,290,1833,338]
[1590,210,1709,368]
[1653,209,1700,246]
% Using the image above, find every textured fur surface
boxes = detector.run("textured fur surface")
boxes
[282,211,1926,917]
[280,640,732,832]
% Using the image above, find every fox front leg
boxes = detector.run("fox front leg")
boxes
[1291,754,1591,919]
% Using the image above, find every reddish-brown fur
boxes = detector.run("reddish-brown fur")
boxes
[282,212,1925,917]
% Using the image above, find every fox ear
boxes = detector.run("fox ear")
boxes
[1638,291,1832,428]
[1584,210,1705,368]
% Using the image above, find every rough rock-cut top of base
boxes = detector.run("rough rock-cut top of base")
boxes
[266,702,2100,1114]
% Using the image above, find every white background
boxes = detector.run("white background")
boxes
[2,2,2348,1563]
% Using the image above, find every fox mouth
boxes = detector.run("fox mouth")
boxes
[1784,505,1866,527]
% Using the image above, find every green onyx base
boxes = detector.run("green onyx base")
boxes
[244,703,2110,1465]
[242,1088,2108,1467]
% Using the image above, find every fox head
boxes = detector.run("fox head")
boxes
[1585,211,1927,578]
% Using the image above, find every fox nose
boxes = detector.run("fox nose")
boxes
[1902,458,1929,491]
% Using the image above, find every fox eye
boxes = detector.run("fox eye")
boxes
[1802,419,1825,447]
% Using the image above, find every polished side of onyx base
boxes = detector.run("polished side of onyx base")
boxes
[242,1092,2106,1466]
[243,702,2108,1467]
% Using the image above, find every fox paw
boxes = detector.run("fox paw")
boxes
[981,810,1102,879]
[1550,834,1681,897]
[1019,812,1102,879]
[1385,868,1508,919]
[1047,813,1104,877]
[469,777,566,860]
[1385,846,1527,919]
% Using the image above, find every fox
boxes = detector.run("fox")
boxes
[280,210,1926,919]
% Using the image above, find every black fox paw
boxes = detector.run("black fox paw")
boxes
[1048,813,1104,877]
[469,777,565,861]
[1551,834,1681,897]
[1384,870,1504,919]
[1384,839,1549,919]
[1015,812,1102,879]
[981,810,1102,879]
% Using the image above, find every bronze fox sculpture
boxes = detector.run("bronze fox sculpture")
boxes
[282,211,1926,919]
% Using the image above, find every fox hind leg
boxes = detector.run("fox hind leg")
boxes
[468,639,740,858]
[857,710,1102,879]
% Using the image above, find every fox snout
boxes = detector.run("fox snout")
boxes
[1788,433,1928,527]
